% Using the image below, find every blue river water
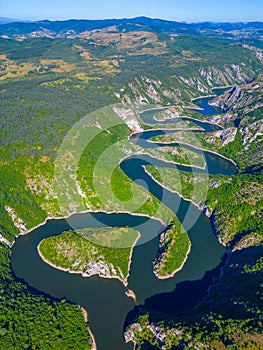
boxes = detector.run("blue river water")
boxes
[11,94,235,350]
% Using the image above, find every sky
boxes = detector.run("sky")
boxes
[0,0,263,23]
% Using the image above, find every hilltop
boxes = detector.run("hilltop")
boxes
[0,17,263,40]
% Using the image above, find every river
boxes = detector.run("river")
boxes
[11,93,236,350]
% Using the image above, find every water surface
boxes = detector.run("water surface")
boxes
[11,95,236,350]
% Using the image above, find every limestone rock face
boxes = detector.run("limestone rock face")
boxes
[218,127,238,147]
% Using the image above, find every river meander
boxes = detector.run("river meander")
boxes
[11,95,236,350]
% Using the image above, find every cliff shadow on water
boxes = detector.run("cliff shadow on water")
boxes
[124,253,228,331]
[11,93,237,350]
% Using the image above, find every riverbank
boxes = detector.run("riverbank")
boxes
[80,307,97,350]
[80,308,97,350]
[13,207,169,294]
[13,103,236,291]
[13,108,235,248]
[192,94,217,102]
[131,129,238,171]
[150,140,237,168]
[153,242,192,280]
[135,114,224,131]
[10,98,233,348]
[11,207,167,249]
[130,114,237,169]
[37,230,140,291]
[89,328,97,350]
[143,166,208,215]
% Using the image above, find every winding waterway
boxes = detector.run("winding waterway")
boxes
[11,95,236,350]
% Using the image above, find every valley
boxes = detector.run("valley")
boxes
[0,17,262,350]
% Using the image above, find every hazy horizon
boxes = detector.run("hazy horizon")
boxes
[1,15,263,25]
[1,0,263,23]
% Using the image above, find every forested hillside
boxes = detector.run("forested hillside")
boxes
[0,18,262,349]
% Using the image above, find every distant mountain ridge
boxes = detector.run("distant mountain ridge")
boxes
[0,16,263,40]
[0,17,31,25]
